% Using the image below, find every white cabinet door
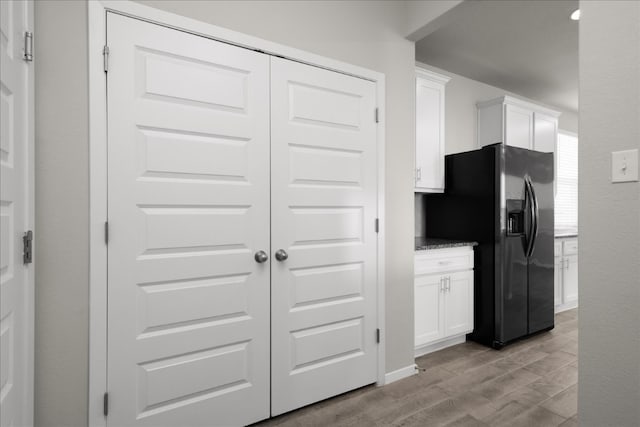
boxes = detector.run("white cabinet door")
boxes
[0,1,33,426]
[563,255,579,303]
[554,256,563,307]
[444,271,474,337]
[415,75,445,192]
[270,57,378,416]
[415,274,445,346]
[504,104,534,149]
[533,112,557,153]
[106,14,270,426]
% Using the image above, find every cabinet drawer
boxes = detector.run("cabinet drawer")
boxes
[415,248,474,275]
[563,239,578,256]
[554,241,562,257]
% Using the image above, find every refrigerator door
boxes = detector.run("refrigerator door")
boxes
[499,147,531,343]
[526,151,555,334]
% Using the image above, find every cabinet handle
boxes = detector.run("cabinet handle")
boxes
[416,167,422,182]
[440,277,445,292]
[446,276,451,292]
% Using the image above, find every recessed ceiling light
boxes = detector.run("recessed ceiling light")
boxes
[570,9,580,21]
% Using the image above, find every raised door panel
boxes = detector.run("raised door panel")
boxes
[477,103,504,148]
[414,274,444,347]
[505,104,533,149]
[415,77,444,192]
[554,256,563,307]
[444,271,474,337]
[106,14,270,426]
[534,112,558,195]
[533,112,557,153]
[563,255,578,303]
[270,56,378,416]
[0,1,32,426]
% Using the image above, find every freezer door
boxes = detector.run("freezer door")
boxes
[527,151,555,333]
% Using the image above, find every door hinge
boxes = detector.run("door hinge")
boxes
[23,31,33,62]
[103,45,110,73]
[103,392,109,417]
[104,221,109,245]
[23,230,33,264]
[375,218,379,233]
[374,108,379,123]
[376,328,381,344]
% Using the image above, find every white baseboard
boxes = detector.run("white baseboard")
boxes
[414,334,467,359]
[555,300,578,313]
[383,364,418,385]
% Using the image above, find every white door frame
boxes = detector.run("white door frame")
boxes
[1,0,35,424]
[87,1,386,425]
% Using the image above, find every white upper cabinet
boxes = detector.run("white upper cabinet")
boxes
[415,68,450,193]
[477,96,560,152]
[533,112,559,153]
[505,103,534,149]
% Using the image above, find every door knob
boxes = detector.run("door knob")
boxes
[275,249,288,262]
[254,250,268,263]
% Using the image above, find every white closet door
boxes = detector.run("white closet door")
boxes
[106,14,270,426]
[0,1,33,427]
[270,57,379,415]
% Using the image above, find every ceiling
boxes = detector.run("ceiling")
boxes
[415,0,579,113]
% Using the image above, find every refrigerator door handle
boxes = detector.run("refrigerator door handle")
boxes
[524,178,535,258]
[525,177,540,258]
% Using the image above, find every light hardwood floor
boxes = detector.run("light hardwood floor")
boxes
[256,309,578,427]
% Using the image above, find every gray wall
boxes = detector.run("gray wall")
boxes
[33,1,437,425]
[578,1,640,425]
[405,0,463,40]
[34,2,89,427]
[416,62,579,155]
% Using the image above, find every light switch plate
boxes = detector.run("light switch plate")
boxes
[611,149,639,183]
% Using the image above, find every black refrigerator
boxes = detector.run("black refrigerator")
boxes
[426,143,554,349]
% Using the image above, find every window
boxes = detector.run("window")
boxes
[555,132,578,229]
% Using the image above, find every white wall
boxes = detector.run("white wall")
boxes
[34,2,89,426]
[416,62,579,155]
[578,1,640,425]
[405,0,463,40]
[33,1,441,425]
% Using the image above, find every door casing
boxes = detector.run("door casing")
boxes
[0,1,35,425]
[87,2,386,426]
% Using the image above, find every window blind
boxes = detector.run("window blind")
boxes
[555,132,578,229]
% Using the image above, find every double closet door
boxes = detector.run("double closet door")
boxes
[105,13,379,427]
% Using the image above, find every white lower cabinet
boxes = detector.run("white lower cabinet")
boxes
[415,247,474,356]
[563,254,579,303]
[554,253,563,306]
[445,271,474,337]
[555,237,579,312]
[415,274,446,345]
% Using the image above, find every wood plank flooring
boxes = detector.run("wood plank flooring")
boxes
[255,309,578,427]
